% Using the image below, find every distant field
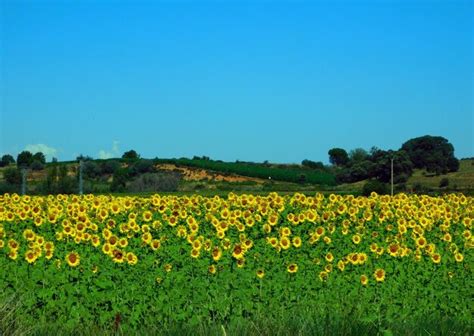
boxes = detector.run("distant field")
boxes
[1,159,473,195]
[407,159,474,190]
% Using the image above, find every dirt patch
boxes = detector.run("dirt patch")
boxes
[156,164,265,183]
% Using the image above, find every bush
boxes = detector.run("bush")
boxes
[100,160,120,175]
[82,161,101,179]
[130,160,155,176]
[30,160,44,171]
[362,180,390,196]
[3,168,21,185]
[127,172,181,192]
[439,178,449,188]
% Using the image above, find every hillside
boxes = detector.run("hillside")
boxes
[407,158,474,191]
[0,158,473,195]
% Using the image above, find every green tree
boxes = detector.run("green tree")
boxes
[3,168,21,185]
[401,135,459,174]
[362,180,390,196]
[328,148,349,166]
[122,150,140,160]
[111,168,129,192]
[30,160,45,171]
[0,154,15,167]
[32,152,46,164]
[301,159,325,170]
[17,151,33,167]
[370,150,413,183]
[349,148,369,163]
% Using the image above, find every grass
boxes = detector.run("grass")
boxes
[407,159,474,190]
[8,312,473,336]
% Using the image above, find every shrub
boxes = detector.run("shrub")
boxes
[439,178,449,188]
[30,160,44,171]
[362,180,390,196]
[127,172,181,192]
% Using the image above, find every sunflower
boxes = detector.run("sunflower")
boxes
[256,269,265,279]
[232,244,244,259]
[280,237,291,250]
[319,271,328,282]
[66,252,80,267]
[325,252,334,263]
[360,274,369,286]
[431,253,441,264]
[208,265,217,274]
[190,248,200,258]
[142,210,153,222]
[292,236,302,248]
[352,234,361,245]
[454,252,464,262]
[374,268,385,282]
[337,260,345,271]
[416,237,427,248]
[287,263,298,273]
[112,249,125,263]
[236,258,245,268]
[25,250,37,264]
[164,263,172,272]
[126,252,138,265]
[323,236,332,244]
[141,232,152,245]
[44,241,54,251]
[8,250,18,260]
[23,229,36,241]
[102,243,112,256]
[8,239,19,250]
[211,247,222,261]
[45,250,53,260]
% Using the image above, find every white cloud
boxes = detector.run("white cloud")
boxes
[98,141,120,159]
[25,144,58,161]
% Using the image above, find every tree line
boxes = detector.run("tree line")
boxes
[0,135,462,195]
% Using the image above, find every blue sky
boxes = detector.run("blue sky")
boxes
[1,0,472,163]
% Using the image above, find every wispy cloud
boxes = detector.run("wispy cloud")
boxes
[25,144,58,161]
[98,141,120,159]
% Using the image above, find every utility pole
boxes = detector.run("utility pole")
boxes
[390,157,394,197]
[79,160,83,195]
[21,168,27,195]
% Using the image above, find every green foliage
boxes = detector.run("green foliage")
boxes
[362,180,390,196]
[328,148,349,166]
[122,150,140,160]
[439,178,449,188]
[100,160,120,175]
[111,168,129,192]
[301,160,325,170]
[83,161,101,179]
[130,159,155,176]
[3,168,21,185]
[16,151,33,168]
[371,150,413,183]
[0,154,15,167]
[349,148,369,163]
[30,160,45,171]
[401,135,459,174]
[40,163,76,194]
[32,152,46,164]
[128,172,181,192]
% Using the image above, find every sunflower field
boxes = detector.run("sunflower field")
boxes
[0,192,472,335]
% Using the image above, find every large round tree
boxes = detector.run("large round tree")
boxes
[401,135,459,174]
